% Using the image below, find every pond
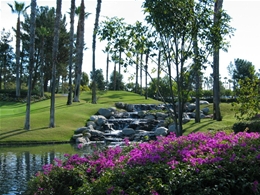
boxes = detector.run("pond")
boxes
[0,143,105,195]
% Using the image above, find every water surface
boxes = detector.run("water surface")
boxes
[0,143,102,195]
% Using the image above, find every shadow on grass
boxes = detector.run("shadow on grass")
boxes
[0,127,49,141]
[183,120,215,134]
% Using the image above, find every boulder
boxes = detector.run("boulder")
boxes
[154,127,168,136]
[98,108,113,118]
[86,121,96,128]
[76,137,89,144]
[122,128,135,136]
[125,104,135,112]
[168,124,178,133]
[96,116,107,126]
[202,107,210,115]
[115,102,125,109]
[144,114,155,120]
[74,127,88,134]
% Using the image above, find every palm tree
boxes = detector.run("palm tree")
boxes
[67,0,75,105]
[24,0,36,130]
[212,0,223,121]
[49,0,62,128]
[73,0,85,102]
[8,1,29,97]
[92,0,102,104]
[37,26,48,97]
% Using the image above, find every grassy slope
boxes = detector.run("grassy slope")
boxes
[0,91,237,144]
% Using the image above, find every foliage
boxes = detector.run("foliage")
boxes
[228,59,258,93]
[81,72,89,86]
[233,120,260,134]
[27,131,260,195]
[108,71,124,90]
[90,69,106,91]
[232,77,260,121]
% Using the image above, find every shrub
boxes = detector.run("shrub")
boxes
[233,120,260,133]
[27,132,260,195]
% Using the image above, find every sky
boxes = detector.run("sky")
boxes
[0,0,260,84]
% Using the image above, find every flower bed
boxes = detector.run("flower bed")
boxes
[27,131,260,195]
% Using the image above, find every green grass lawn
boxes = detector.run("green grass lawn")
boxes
[0,90,238,144]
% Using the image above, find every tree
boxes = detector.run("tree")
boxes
[212,0,223,121]
[0,29,14,90]
[144,0,197,136]
[67,0,75,105]
[49,0,62,128]
[73,0,85,102]
[92,0,102,104]
[8,1,29,97]
[109,71,124,90]
[230,58,257,93]
[232,77,260,121]
[90,69,105,91]
[24,0,36,130]
[81,71,89,86]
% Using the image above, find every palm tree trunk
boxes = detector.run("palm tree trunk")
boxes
[106,52,109,88]
[140,53,143,95]
[15,16,21,97]
[145,52,149,99]
[213,0,223,121]
[67,0,75,105]
[156,50,161,99]
[73,0,85,102]
[49,0,62,128]
[24,0,36,130]
[92,0,102,103]
[135,54,139,93]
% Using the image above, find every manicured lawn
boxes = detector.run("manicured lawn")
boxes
[0,90,238,144]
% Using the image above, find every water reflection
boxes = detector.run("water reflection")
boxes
[0,143,104,195]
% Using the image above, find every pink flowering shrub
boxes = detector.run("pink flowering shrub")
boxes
[26,131,260,195]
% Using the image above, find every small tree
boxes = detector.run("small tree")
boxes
[90,69,105,91]
[232,77,260,121]
[109,71,124,90]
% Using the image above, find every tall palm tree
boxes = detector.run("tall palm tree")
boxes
[67,0,75,105]
[8,1,29,97]
[24,0,36,130]
[37,26,48,97]
[49,0,62,128]
[213,0,223,121]
[73,0,85,102]
[92,0,102,104]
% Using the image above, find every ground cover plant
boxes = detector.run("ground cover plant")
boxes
[26,131,260,195]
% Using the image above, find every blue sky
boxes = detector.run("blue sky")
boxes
[1,0,260,83]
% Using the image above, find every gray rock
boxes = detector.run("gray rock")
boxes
[122,128,135,136]
[144,114,155,120]
[187,103,196,112]
[76,137,89,144]
[74,127,88,134]
[98,108,113,118]
[168,124,178,133]
[96,116,107,126]
[202,107,210,115]
[88,129,105,137]
[115,102,125,109]
[156,112,168,120]
[86,121,96,128]
[125,104,135,112]
[72,133,83,139]
[155,127,168,136]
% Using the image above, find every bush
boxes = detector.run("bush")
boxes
[27,132,260,195]
[233,120,260,133]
